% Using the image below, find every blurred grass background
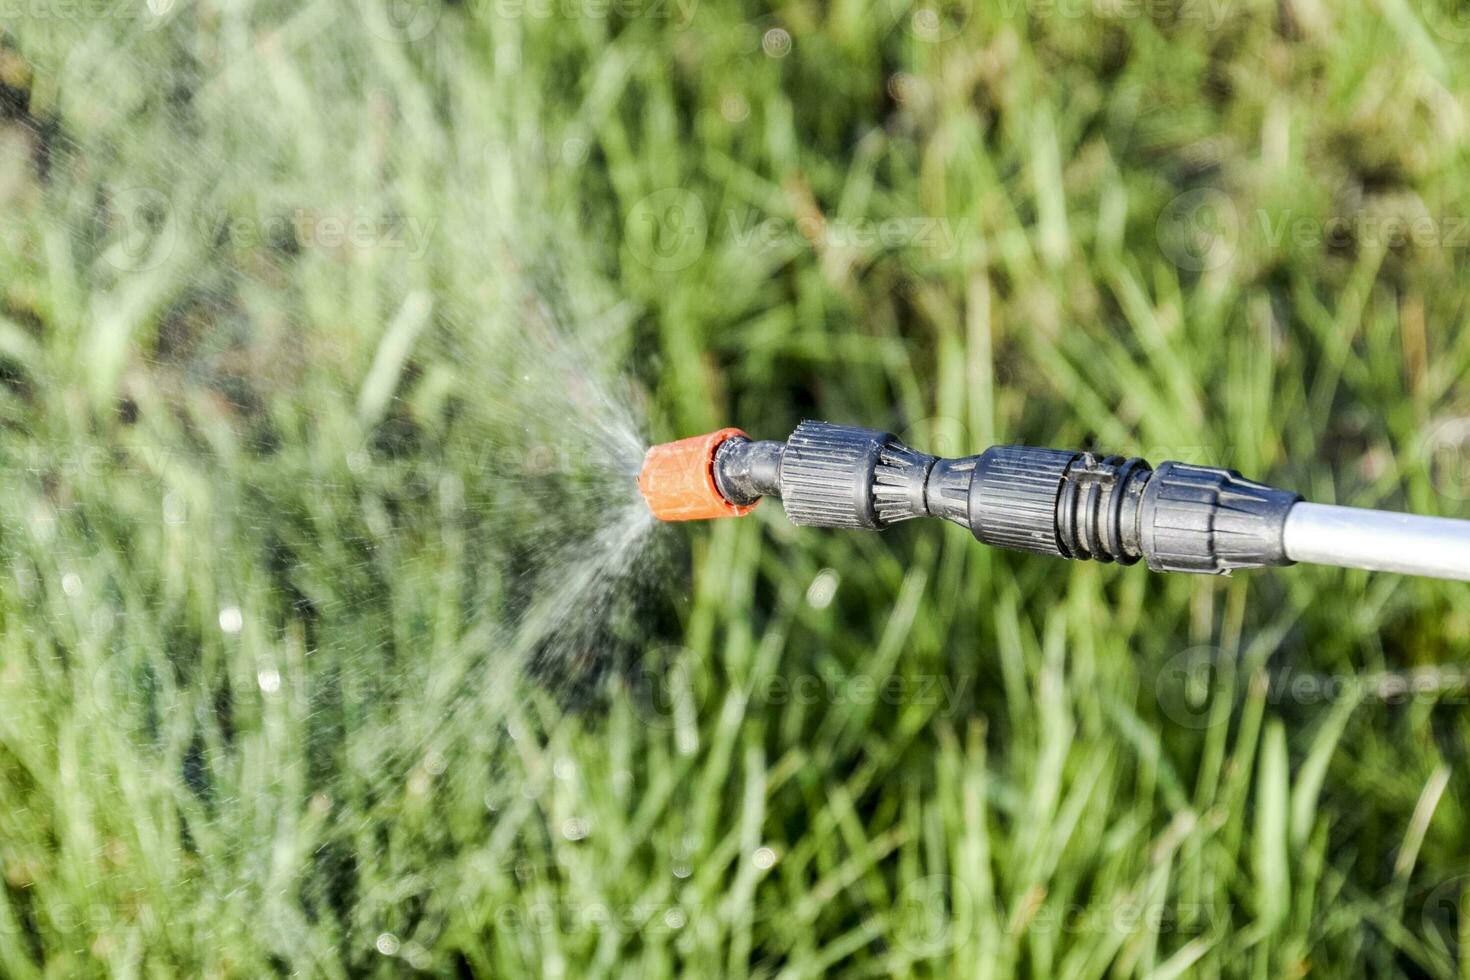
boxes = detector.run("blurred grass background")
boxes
[3,0,1470,975]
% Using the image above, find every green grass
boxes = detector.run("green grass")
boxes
[4,0,1470,975]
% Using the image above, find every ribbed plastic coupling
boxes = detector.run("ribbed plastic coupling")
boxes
[779,421,891,529]
[1138,462,1301,573]
[969,446,1081,556]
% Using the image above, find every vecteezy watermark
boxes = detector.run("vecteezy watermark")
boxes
[908,0,973,42]
[626,644,703,736]
[4,444,175,485]
[997,0,1231,31]
[1155,645,1470,730]
[753,672,973,711]
[1422,873,1470,957]
[196,207,437,260]
[1027,896,1228,937]
[899,416,975,459]
[97,186,177,273]
[727,209,972,260]
[624,188,708,272]
[1425,416,1470,502]
[0,0,172,27]
[1255,209,1470,251]
[894,874,972,955]
[366,0,697,41]
[485,134,593,168]
[364,0,442,42]
[493,898,711,936]
[624,188,971,270]
[627,644,974,733]
[1110,444,1238,469]
[1421,0,1470,43]
[1153,645,1230,729]
[892,874,1225,954]
[480,0,697,28]
[1155,188,1239,272]
[1158,188,1470,271]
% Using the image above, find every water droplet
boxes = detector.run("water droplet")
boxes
[753,846,777,869]
[375,932,400,956]
[61,572,82,597]
[562,817,588,841]
[218,606,243,634]
[553,758,575,780]
[424,750,447,775]
[257,668,281,694]
[663,907,686,929]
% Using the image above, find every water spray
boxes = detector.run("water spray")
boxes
[638,422,1470,581]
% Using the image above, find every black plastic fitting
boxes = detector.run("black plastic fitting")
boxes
[712,420,1302,576]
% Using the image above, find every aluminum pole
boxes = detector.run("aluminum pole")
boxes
[1283,502,1470,581]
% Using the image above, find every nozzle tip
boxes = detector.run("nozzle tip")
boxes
[638,428,758,521]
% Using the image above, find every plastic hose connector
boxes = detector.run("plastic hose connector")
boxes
[969,446,1080,556]
[779,421,893,529]
[1137,461,1300,573]
[965,448,1296,573]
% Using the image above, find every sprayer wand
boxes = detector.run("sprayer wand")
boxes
[637,422,1470,582]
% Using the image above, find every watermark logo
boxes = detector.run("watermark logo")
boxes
[0,0,173,28]
[894,874,972,955]
[197,207,437,259]
[366,0,442,42]
[1422,874,1470,957]
[1425,416,1470,502]
[899,415,974,459]
[626,644,705,735]
[1421,0,1470,43]
[1155,645,1228,729]
[1157,188,1237,272]
[483,0,697,27]
[1156,645,1470,729]
[625,188,707,272]
[910,0,973,41]
[726,209,971,260]
[625,648,973,733]
[485,134,592,168]
[101,186,176,272]
[996,0,1231,31]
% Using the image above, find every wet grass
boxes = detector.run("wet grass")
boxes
[3,1,1470,975]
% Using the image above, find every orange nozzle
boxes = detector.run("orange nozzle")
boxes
[638,427,758,521]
